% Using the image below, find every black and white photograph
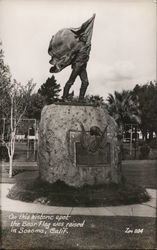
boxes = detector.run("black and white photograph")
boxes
[0,0,156,249]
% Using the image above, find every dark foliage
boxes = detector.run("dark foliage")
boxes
[0,42,12,120]
[25,93,45,120]
[38,75,61,104]
[7,178,150,207]
[132,81,157,141]
[0,143,9,161]
[139,144,150,159]
[106,90,140,129]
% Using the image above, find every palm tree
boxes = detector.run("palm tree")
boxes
[106,90,141,130]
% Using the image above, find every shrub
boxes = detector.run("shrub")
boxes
[0,145,9,161]
[139,144,150,159]
[148,139,157,149]
[7,178,150,207]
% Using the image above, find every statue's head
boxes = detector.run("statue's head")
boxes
[48,29,78,73]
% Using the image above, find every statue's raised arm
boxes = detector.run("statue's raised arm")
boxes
[48,14,96,101]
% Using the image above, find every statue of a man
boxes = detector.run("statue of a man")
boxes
[48,14,96,101]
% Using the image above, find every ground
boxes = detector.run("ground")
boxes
[0,156,156,249]
[1,212,156,249]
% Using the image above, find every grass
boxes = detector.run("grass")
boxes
[7,177,150,207]
[1,211,156,249]
[122,160,157,189]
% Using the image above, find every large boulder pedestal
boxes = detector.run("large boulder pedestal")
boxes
[38,104,121,187]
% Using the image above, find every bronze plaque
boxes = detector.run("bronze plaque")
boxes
[76,142,110,167]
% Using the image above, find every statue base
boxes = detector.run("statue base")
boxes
[38,103,121,187]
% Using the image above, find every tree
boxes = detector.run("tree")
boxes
[106,90,140,130]
[0,42,36,177]
[0,42,12,122]
[3,79,36,177]
[132,81,157,141]
[25,93,45,120]
[38,75,61,104]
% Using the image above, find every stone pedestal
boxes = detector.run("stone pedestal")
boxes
[38,103,121,187]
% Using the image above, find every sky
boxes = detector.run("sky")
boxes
[0,0,156,100]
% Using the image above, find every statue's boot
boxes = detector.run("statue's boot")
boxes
[62,84,71,100]
[79,85,88,101]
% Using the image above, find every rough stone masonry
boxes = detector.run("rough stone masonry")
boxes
[38,104,121,187]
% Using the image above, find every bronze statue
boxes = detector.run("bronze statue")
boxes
[48,14,96,101]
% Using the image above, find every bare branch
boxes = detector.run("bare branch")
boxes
[16,105,27,128]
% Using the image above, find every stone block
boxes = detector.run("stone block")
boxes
[38,103,121,187]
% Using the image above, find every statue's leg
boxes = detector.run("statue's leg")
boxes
[79,67,89,101]
[62,66,81,99]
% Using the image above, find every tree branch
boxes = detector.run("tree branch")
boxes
[16,105,27,128]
